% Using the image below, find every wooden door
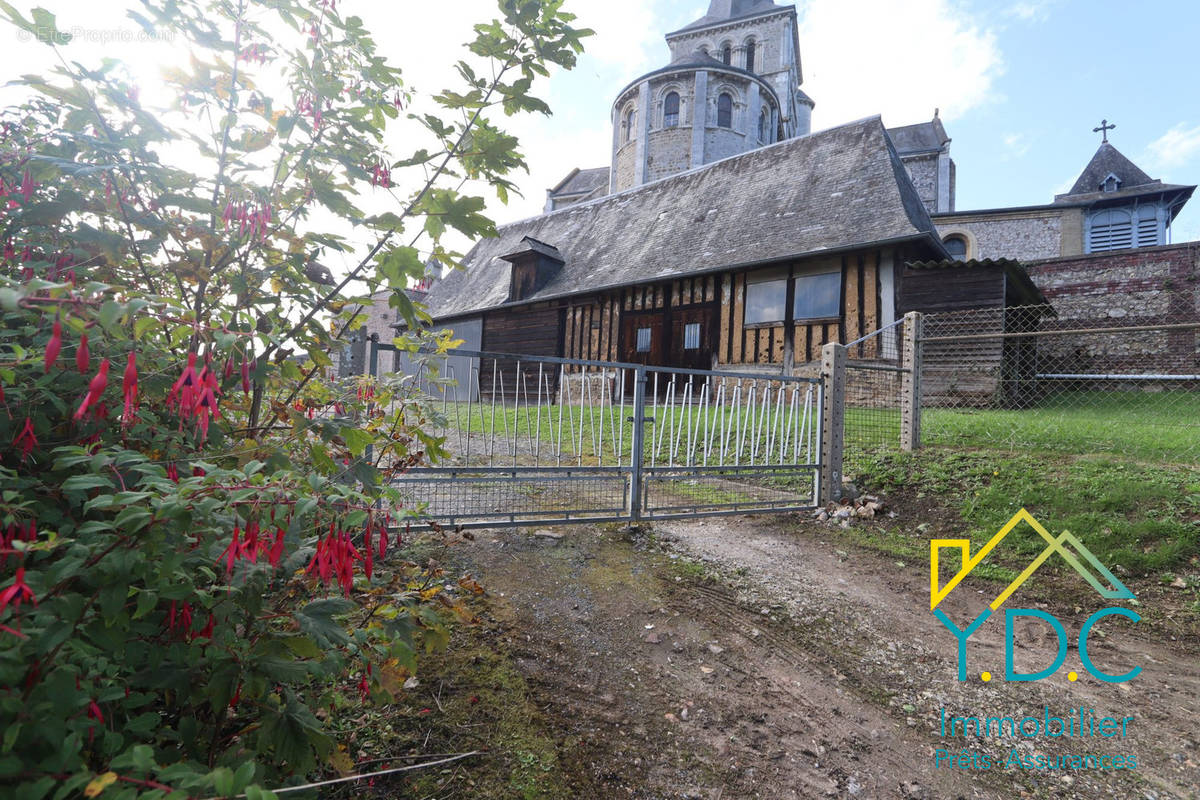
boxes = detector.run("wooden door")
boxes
[621,312,664,395]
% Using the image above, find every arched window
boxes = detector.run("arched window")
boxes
[745,41,756,71]
[943,235,968,260]
[721,44,732,65]
[663,92,680,128]
[717,93,733,128]
[621,106,635,143]
[759,108,770,142]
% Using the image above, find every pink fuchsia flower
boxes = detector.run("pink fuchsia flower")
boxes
[167,352,200,415]
[0,567,36,617]
[121,352,138,425]
[73,358,110,421]
[12,418,37,461]
[75,333,90,374]
[43,319,62,372]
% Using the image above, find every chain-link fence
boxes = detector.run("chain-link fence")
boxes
[843,318,908,472]
[918,305,1200,462]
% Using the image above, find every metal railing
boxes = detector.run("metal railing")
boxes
[379,348,822,529]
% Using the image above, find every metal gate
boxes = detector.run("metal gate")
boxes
[370,345,822,530]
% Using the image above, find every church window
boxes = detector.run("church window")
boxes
[635,327,652,353]
[792,271,841,320]
[744,271,787,324]
[717,93,733,128]
[683,323,701,350]
[721,45,732,65]
[664,92,680,128]
[759,108,770,142]
[622,107,635,143]
[943,235,968,259]
[745,41,756,72]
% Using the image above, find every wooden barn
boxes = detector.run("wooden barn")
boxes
[902,258,1051,407]
[409,116,1042,395]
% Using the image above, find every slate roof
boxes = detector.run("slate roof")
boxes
[423,116,943,320]
[1050,142,1194,211]
[548,167,609,198]
[671,0,786,34]
[1061,142,1154,197]
[906,258,1050,306]
[886,117,949,155]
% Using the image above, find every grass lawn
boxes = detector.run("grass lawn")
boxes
[921,390,1200,463]
[851,448,1200,577]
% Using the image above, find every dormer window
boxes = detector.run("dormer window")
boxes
[1100,172,1121,193]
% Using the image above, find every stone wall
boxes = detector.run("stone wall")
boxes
[1026,243,1200,376]
[904,154,938,213]
[936,208,1079,261]
[646,128,693,181]
[613,140,637,192]
[705,126,748,162]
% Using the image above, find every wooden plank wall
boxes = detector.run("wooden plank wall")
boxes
[562,275,721,368]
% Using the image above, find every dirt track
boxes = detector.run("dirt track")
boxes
[458,513,1200,799]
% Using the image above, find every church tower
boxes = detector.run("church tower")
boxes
[608,1,811,193]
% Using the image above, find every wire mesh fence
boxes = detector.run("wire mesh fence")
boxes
[381,349,821,528]
[918,305,1200,462]
[843,318,908,472]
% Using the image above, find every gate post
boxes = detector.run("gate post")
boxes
[819,342,846,504]
[901,311,923,451]
[627,366,647,524]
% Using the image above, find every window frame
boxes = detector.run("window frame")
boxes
[663,91,680,128]
[635,327,652,353]
[791,270,842,322]
[942,235,968,260]
[743,268,789,326]
[716,93,733,129]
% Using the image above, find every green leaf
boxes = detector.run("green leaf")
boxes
[342,427,372,457]
[61,475,114,492]
[294,598,353,648]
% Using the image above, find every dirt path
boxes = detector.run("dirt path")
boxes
[456,514,1199,799]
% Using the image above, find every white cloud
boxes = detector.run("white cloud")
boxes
[797,0,1003,129]
[1002,132,1029,159]
[1006,1,1054,23]
[1144,122,1200,171]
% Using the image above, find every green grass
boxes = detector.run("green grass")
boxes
[922,391,1200,463]
[852,448,1200,576]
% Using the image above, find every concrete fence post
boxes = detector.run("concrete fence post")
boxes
[820,341,846,504]
[901,311,923,451]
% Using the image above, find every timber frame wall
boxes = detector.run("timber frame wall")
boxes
[560,247,900,370]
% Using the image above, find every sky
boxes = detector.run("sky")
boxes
[3,0,1200,250]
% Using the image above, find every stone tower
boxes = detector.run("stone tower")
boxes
[609,0,811,193]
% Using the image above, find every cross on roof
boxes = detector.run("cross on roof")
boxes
[1093,119,1116,143]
